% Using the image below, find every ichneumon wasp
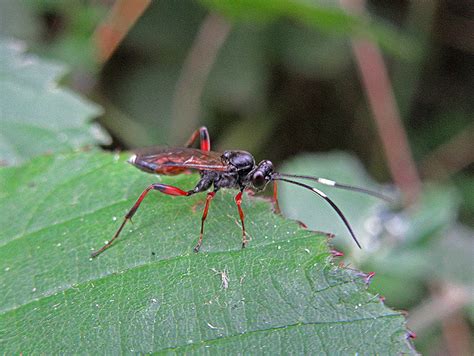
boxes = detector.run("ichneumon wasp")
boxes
[91,127,390,257]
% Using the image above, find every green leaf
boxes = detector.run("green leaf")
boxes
[0,39,109,165]
[0,152,414,353]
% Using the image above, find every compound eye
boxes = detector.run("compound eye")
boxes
[252,171,266,188]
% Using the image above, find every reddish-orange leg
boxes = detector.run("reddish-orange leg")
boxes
[91,183,192,257]
[92,127,214,257]
[272,181,281,214]
[185,126,211,151]
[234,190,247,248]
[185,126,216,252]
[194,191,216,252]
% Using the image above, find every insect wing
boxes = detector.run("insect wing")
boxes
[130,147,229,174]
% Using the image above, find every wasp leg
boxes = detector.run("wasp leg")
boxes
[91,183,193,258]
[234,190,247,248]
[272,181,281,214]
[194,190,218,252]
[184,126,211,151]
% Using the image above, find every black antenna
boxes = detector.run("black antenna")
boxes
[276,173,393,202]
[272,176,362,249]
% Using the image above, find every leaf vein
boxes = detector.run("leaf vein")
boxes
[156,314,403,353]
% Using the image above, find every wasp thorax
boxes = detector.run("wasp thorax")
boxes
[222,150,255,172]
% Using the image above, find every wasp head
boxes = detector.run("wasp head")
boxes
[250,160,274,189]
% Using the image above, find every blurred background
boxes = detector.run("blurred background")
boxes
[1,0,472,354]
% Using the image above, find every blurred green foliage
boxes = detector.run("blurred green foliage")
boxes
[0,39,107,164]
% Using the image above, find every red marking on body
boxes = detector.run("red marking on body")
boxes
[201,140,210,152]
[158,184,189,196]
[134,148,228,174]
[127,186,153,218]
[91,182,191,258]
[272,181,281,214]
[235,192,244,221]
[199,127,211,151]
[186,127,211,152]
[155,166,188,175]
[235,191,247,246]
[185,129,200,148]
[195,191,216,252]
[202,192,215,220]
